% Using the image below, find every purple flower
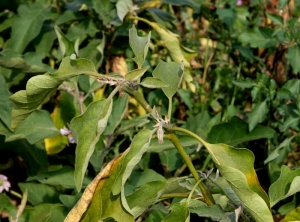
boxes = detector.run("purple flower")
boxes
[237,0,242,5]
[0,174,11,193]
[60,127,76,144]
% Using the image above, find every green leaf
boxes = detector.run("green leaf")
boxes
[129,25,151,68]
[0,75,12,130]
[71,98,112,192]
[264,137,295,164]
[231,79,255,88]
[24,204,68,222]
[104,94,128,135]
[281,206,300,222]
[10,1,54,53]
[248,100,269,131]
[5,110,59,144]
[159,149,183,171]
[238,27,277,48]
[286,46,300,74]
[91,0,116,25]
[162,199,189,222]
[140,77,169,88]
[125,66,149,81]
[19,183,60,206]
[10,56,100,128]
[207,116,276,145]
[189,199,234,221]
[266,13,283,25]
[201,140,273,222]
[152,60,184,99]
[127,181,167,217]
[0,193,17,219]
[269,165,300,207]
[216,8,236,28]
[59,193,82,209]
[54,26,77,57]
[27,166,91,189]
[149,136,199,152]
[160,0,200,11]
[116,0,133,21]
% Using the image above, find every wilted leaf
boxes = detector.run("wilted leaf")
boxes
[152,60,183,100]
[6,110,59,144]
[71,98,112,192]
[129,25,151,68]
[269,165,300,207]
[140,77,169,88]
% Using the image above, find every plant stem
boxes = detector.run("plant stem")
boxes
[10,190,22,199]
[167,97,172,120]
[165,133,215,206]
[160,193,201,200]
[122,86,152,113]
[172,127,207,145]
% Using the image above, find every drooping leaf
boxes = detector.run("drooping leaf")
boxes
[18,183,60,206]
[10,1,55,53]
[71,98,112,192]
[207,116,276,145]
[269,165,300,207]
[129,25,151,68]
[200,139,273,222]
[248,100,269,131]
[152,60,184,100]
[286,46,300,74]
[5,110,59,144]
[140,77,169,88]
[125,66,149,81]
[9,56,100,128]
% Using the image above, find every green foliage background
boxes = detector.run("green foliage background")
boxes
[0,0,300,221]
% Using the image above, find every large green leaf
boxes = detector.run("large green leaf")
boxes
[162,199,189,222]
[6,110,59,144]
[152,60,184,99]
[0,75,12,130]
[127,181,167,217]
[269,165,300,207]
[286,46,300,74]
[281,206,300,222]
[200,140,273,222]
[24,204,68,222]
[10,1,55,53]
[248,100,269,131]
[207,116,276,145]
[27,166,91,189]
[104,94,128,135]
[19,183,60,206]
[129,25,151,68]
[71,98,112,192]
[9,56,100,129]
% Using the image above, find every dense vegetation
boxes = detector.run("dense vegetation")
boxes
[0,0,299,221]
